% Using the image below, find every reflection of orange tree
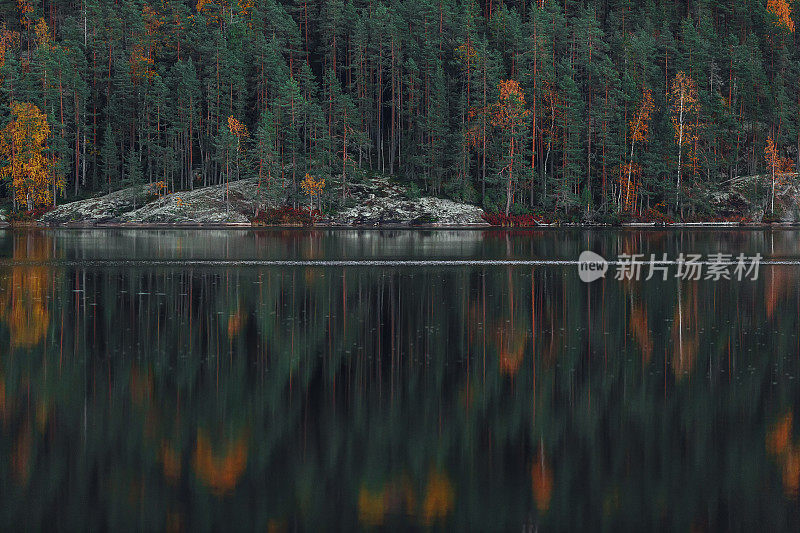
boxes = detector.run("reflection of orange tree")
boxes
[420,470,455,526]
[766,413,800,496]
[358,476,416,527]
[495,319,527,376]
[11,421,32,485]
[671,283,698,379]
[227,303,245,337]
[160,441,182,484]
[358,470,453,527]
[0,232,53,347]
[193,429,249,495]
[531,450,553,512]
[765,266,795,319]
[629,300,653,364]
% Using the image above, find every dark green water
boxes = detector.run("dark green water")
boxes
[1,228,800,531]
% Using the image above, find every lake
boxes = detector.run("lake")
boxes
[0,228,799,530]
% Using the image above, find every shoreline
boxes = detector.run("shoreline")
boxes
[4,221,800,230]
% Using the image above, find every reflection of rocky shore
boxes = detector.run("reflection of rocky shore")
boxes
[37,176,486,226]
[0,227,486,262]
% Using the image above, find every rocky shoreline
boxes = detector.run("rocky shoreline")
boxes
[3,172,799,228]
[34,176,487,227]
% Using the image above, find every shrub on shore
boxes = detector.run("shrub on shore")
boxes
[251,206,320,226]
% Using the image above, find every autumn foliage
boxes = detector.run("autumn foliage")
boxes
[0,102,62,212]
[768,0,796,32]
[621,89,654,213]
[300,173,325,211]
[492,80,530,215]
[670,71,700,207]
[763,135,796,212]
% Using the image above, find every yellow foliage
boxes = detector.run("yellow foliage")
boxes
[33,18,50,48]
[768,0,795,32]
[765,136,794,176]
[670,73,700,145]
[492,79,530,129]
[227,115,249,139]
[0,25,20,70]
[17,0,34,27]
[630,89,654,144]
[0,102,62,211]
[300,173,325,198]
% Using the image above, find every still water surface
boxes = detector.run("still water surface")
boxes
[1,228,800,530]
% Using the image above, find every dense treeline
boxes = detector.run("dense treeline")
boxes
[0,0,798,218]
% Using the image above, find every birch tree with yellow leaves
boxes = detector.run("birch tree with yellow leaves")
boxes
[0,102,63,212]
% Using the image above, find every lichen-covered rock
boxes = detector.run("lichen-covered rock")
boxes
[328,177,485,225]
[118,179,264,223]
[41,179,268,225]
[710,173,800,222]
[38,175,485,226]
[331,196,484,225]
[40,185,150,224]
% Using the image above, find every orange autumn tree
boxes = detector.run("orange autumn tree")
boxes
[225,115,248,207]
[768,0,796,33]
[300,172,325,211]
[0,25,19,70]
[764,135,794,213]
[622,88,654,212]
[492,80,530,215]
[0,102,63,211]
[670,72,700,210]
[765,135,779,212]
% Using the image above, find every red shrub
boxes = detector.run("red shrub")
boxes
[252,206,321,226]
[482,212,548,227]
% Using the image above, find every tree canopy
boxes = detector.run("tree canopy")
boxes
[0,0,798,219]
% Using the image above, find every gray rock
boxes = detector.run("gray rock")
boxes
[118,179,263,224]
[40,185,150,224]
[38,175,485,226]
[329,177,485,225]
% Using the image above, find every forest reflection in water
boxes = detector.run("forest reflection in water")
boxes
[0,228,799,530]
